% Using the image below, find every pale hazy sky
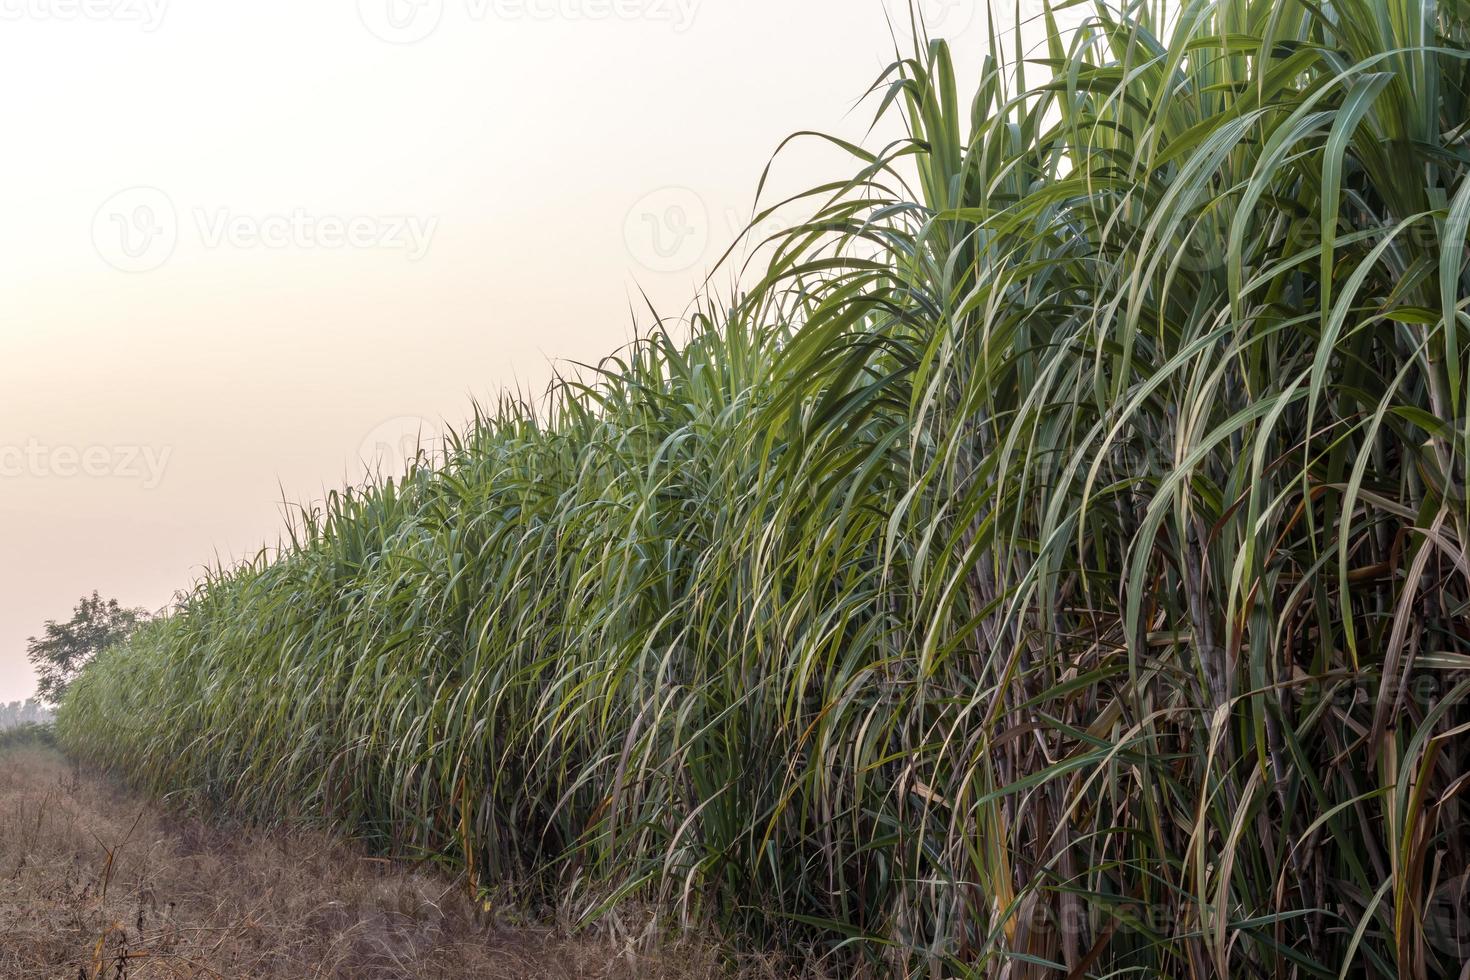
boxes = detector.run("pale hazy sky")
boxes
[0,0,1047,702]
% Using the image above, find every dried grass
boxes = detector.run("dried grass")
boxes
[0,750,805,979]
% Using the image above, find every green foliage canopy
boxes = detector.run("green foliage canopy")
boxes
[28,593,148,705]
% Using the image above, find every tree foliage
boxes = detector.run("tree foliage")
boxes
[27,593,147,705]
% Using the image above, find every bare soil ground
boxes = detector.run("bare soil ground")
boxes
[0,748,795,979]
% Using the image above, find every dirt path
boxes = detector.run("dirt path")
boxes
[0,749,737,979]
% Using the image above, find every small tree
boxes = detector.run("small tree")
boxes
[27,593,149,705]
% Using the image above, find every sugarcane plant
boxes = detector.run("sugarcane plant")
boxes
[59,0,1470,974]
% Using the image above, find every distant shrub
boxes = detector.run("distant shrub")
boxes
[0,724,57,752]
